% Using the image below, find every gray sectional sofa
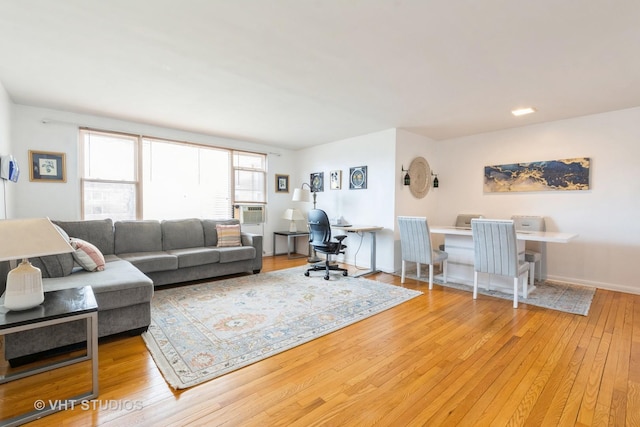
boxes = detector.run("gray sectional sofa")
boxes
[1,217,262,363]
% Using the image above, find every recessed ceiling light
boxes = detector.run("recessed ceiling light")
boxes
[512,107,537,116]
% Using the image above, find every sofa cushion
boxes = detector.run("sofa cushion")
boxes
[116,251,178,274]
[217,246,256,263]
[167,247,220,268]
[54,218,115,255]
[162,219,205,250]
[42,257,153,311]
[216,223,242,247]
[114,220,162,254]
[202,219,239,247]
[70,237,106,272]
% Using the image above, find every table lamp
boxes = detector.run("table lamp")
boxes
[282,208,304,232]
[0,218,74,311]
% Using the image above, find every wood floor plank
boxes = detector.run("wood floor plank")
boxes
[4,256,638,426]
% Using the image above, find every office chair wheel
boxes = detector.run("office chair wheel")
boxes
[324,275,330,280]
[343,271,348,276]
[304,271,310,277]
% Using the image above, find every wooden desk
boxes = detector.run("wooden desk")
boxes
[430,226,578,294]
[333,225,384,277]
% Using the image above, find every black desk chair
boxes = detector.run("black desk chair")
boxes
[304,209,348,280]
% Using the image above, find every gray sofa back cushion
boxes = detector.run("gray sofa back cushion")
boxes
[53,218,115,255]
[202,219,240,247]
[30,225,74,278]
[114,220,162,254]
[162,219,204,250]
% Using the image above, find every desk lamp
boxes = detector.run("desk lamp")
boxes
[0,218,74,311]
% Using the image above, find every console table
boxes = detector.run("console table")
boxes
[273,230,310,259]
[0,286,99,426]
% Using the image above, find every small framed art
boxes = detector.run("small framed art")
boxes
[310,172,324,192]
[29,150,66,182]
[349,166,367,189]
[275,174,289,193]
[330,170,342,190]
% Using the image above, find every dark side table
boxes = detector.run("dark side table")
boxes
[273,231,310,259]
[0,286,99,426]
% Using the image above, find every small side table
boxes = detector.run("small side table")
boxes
[0,286,99,426]
[273,231,310,259]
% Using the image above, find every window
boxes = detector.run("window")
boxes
[80,129,266,220]
[233,151,266,204]
[80,130,138,221]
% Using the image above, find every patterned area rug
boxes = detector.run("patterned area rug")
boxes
[398,271,595,316]
[142,267,421,389]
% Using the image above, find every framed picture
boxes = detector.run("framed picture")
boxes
[310,172,324,192]
[29,150,66,183]
[330,170,342,190]
[275,174,289,193]
[349,166,367,189]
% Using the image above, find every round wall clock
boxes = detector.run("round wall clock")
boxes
[408,156,431,199]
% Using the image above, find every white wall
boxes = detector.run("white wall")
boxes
[10,104,297,256]
[432,107,640,294]
[7,101,640,294]
[294,129,398,272]
[0,81,12,219]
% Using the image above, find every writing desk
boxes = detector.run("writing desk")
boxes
[430,226,578,294]
[333,225,384,277]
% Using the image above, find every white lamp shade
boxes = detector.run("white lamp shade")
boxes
[0,218,74,311]
[282,208,305,221]
[292,188,311,203]
[0,218,74,261]
[283,208,305,232]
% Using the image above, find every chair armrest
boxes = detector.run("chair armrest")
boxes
[335,235,347,242]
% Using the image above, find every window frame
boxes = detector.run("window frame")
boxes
[79,128,266,220]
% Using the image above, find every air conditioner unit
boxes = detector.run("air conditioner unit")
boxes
[234,204,266,224]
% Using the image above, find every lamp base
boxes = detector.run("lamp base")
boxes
[4,260,44,311]
[289,221,298,233]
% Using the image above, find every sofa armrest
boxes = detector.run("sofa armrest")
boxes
[241,232,263,273]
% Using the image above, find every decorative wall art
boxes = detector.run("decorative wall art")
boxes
[29,150,66,182]
[349,166,367,190]
[484,157,590,193]
[408,156,431,199]
[330,170,342,190]
[275,174,289,193]
[310,172,324,192]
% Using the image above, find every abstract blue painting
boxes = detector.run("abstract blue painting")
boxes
[484,157,590,192]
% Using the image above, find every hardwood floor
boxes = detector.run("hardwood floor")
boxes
[2,256,639,426]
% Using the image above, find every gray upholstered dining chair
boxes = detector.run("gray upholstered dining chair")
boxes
[512,215,545,286]
[397,216,448,289]
[471,219,530,308]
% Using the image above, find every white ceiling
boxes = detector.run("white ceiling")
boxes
[1,1,639,150]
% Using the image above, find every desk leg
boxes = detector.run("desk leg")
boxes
[353,231,380,277]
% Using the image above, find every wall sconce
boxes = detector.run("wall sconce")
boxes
[432,172,439,188]
[401,165,410,186]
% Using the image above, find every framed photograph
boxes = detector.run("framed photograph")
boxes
[29,150,66,182]
[330,170,342,190]
[349,166,367,189]
[275,174,289,193]
[310,172,324,192]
